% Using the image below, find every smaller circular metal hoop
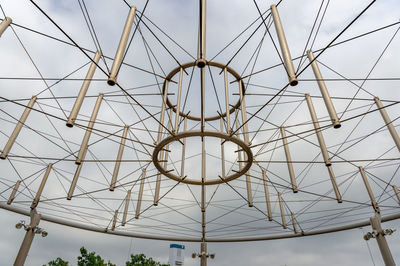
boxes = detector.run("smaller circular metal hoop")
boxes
[152,130,253,185]
[163,61,246,122]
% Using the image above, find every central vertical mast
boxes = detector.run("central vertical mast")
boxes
[197,0,206,68]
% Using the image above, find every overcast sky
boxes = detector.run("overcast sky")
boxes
[0,0,400,265]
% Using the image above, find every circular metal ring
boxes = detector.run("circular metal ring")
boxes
[152,130,253,185]
[163,61,245,122]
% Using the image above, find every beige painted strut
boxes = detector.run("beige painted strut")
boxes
[75,94,103,165]
[305,94,332,166]
[31,164,52,209]
[0,17,12,37]
[262,170,272,221]
[110,125,129,191]
[224,68,231,133]
[67,50,101,127]
[393,185,400,205]
[280,126,298,193]
[271,5,298,86]
[307,50,341,128]
[180,117,187,178]
[111,210,118,231]
[327,166,342,203]
[122,190,131,226]
[136,168,146,219]
[108,5,136,86]
[220,117,226,179]
[374,97,400,152]
[278,192,287,229]
[67,162,83,200]
[1,96,36,160]
[359,166,380,213]
[197,0,206,68]
[174,68,184,134]
[7,180,21,205]
[291,212,298,234]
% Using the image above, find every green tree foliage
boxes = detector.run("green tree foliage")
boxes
[45,247,169,266]
[125,254,169,266]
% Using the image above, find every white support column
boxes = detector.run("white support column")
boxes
[307,50,341,128]
[67,161,83,200]
[374,97,400,152]
[271,5,298,86]
[110,125,129,191]
[31,164,52,209]
[327,166,342,203]
[359,166,380,213]
[1,96,36,160]
[135,168,146,219]
[75,94,103,165]
[305,94,332,166]
[67,50,102,127]
[7,180,20,205]
[262,170,272,221]
[111,210,118,231]
[238,80,250,144]
[108,5,136,86]
[393,185,400,205]
[370,213,396,266]
[197,0,207,68]
[0,17,12,37]
[14,209,41,266]
[278,192,287,229]
[174,68,184,134]
[280,126,298,193]
[122,190,131,226]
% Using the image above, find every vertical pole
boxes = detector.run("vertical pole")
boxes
[67,162,83,200]
[370,213,396,266]
[122,190,131,226]
[359,166,380,213]
[307,50,341,128]
[66,50,102,127]
[31,164,52,209]
[200,242,207,266]
[238,80,250,144]
[393,185,400,205]
[200,68,205,133]
[1,96,37,159]
[201,139,206,212]
[280,126,298,193]
[135,168,146,219]
[75,94,103,165]
[224,68,231,133]
[108,5,136,86]
[278,192,287,229]
[220,117,226,179]
[14,209,41,266]
[180,116,187,178]
[154,111,172,205]
[327,166,342,203]
[0,17,12,37]
[197,0,206,68]
[291,212,298,234]
[262,169,273,221]
[305,94,332,166]
[270,5,298,86]
[174,68,184,134]
[111,210,118,231]
[7,180,21,205]
[154,81,169,205]
[374,97,400,152]
[110,125,129,191]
